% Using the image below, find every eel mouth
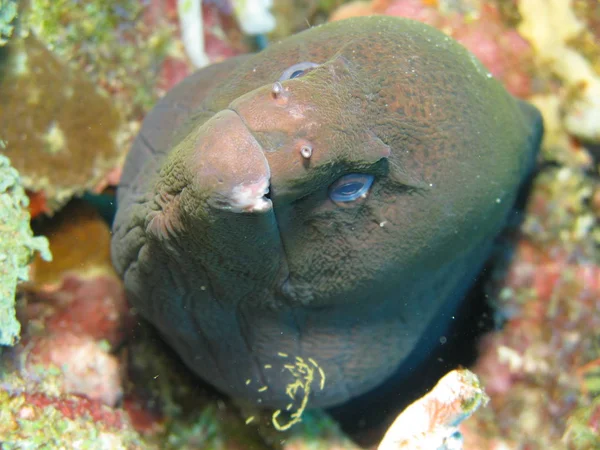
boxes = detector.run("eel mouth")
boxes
[225,108,273,214]
[192,108,273,214]
[228,177,272,213]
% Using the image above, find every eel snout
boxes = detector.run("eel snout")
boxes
[187,109,272,213]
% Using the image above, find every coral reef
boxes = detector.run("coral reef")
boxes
[0,154,50,347]
[2,0,599,448]
[461,167,600,449]
[0,0,17,46]
[30,201,116,285]
[0,35,125,213]
[155,0,247,93]
[0,0,173,215]
[233,0,276,34]
[177,0,211,68]
[14,274,129,406]
[0,0,251,217]
[0,389,145,450]
[519,0,600,143]
[378,369,488,450]
[24,0,171,116]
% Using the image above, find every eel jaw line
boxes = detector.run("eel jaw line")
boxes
[230,178,272,213]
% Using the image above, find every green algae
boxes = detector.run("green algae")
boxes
[0,390,145,449]
[0,0,17,46]
[522,167,600,261]
[0,35,124,212]
[0,153,51,347]
[25,0,172,115]
[164,406,223,449]
[0,0,173,212]
[563,396,600,449]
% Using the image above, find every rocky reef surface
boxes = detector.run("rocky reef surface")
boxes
[1,0,599,449]
[0,153,50,347]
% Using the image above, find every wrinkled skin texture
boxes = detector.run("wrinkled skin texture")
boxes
[112,16,542,409]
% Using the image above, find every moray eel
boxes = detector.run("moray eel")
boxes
[112,16,542,409]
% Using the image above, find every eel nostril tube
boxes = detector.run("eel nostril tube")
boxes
[300,145,313,159]
[271,81,285,99]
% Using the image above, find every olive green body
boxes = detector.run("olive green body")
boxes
[112,16,542,408]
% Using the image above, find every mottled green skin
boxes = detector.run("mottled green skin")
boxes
[112,16,542,408]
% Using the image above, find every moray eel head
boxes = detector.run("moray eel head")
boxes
[112,16,543,409]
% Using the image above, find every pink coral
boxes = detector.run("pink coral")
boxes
[384,0,440,26]
[463,238,600,446]
[24,333,123,407]
[23,275,130,348]
[147,0,246,94]
[451,8,534,98]
[13,274,131,407]
[23,391,129,429]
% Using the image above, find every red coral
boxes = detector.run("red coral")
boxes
[466,237,600,445]
[15,274,132,407]
[24,333,123,406]
[24,274,130,348]
[26,190,51,219]
[157,56,194,94]
[23,392,128,430]
[147,0,245,94]
[451,6,534,98]
[123,394,165,435]
[384,0,440,26]
[46,275,129,348]
[202,2,242,62]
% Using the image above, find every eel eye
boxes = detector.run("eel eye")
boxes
[328,174,374,203]
[278,62,319,81]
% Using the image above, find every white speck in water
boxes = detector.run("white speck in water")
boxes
[495,198,502,203]
[200,285,206,290]
[379,221,387,228]
[44,122,66,155]
[13,51,29,76]
[440,336,447,344]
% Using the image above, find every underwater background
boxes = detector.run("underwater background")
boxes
[0,0,599,449]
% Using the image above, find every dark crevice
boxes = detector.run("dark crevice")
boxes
[327,266,497,448]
